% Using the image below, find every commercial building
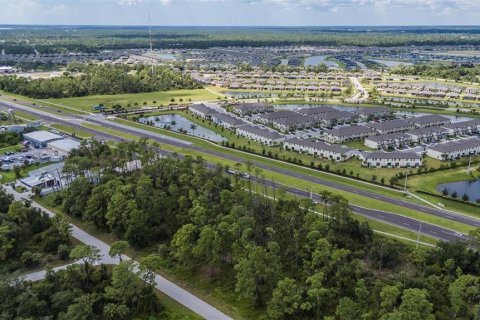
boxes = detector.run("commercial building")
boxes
[364,133,412,150]
[323,125,377,143]
[366,119,416,134]
[426,138,480,160]
[236,124,286,145]
[47,138,81,159]
[361,152,422,168]
[406,114,451,128]
[23,131,63,148]
[284,138,354,161]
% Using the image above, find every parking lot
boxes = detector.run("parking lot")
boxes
[0,147,57,170]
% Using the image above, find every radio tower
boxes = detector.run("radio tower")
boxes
[148,11,154,75]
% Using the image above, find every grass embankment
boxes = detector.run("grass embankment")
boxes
[115,112,479,216]
[34,195,204,320]
[87,118,475,234]
[50,123,94,139]
[45,89,218,112]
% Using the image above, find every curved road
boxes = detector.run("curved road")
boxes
[6,186,232,320]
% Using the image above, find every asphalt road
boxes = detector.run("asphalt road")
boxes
[6,186,232,320]
[0,99,475,242]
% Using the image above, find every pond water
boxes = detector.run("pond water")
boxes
[138,114,225,142]
[371,59,413,67]
[158,53,176,60]
[436,179,480,202]
[304,55,339,68]
[274,104,476,123]
[225,91,279,98]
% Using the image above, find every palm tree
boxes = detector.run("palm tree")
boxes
[190,124,197,135]
[170,120,177,129]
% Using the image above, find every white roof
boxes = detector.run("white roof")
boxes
[24,131,63,143]
[47,138,81,152]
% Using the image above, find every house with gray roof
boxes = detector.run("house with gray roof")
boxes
[354,107,392,121]
[406,126,450,143]
[236,124,286,145]
[284,138,354,161]
[442,119,480,136]
[406,114,451,128]
[189,104,217,119]
[323,125,377,143]
[361,152,422,168]
[426,138,480,160]
[232,103,274,116]
[366,119,416,134]
[364,132,413,150]
[210,113,245,130]
[272,115,317,132]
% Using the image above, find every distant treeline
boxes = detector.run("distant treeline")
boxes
[0,63,202,99]
[2,26,480,53]
[392,63,480,82]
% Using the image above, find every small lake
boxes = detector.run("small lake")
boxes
[436,180,480,201]
[138,114,225,142]
[304,55,339,68]
[371,59,413,67]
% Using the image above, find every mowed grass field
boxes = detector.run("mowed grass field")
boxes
[45,89,219,112]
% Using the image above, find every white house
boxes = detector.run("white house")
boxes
[406,126,450,143]
[236,124,286,145]
[189,104,217,119]
[406,114,451,128]
[361,152,422,168]
[366,119,416,134]
[284,138,354,161]
[442,119,480,136]
[426,138,480,161]
[210,113,245,130]
[364,133,413,150]
[323,125,377,143]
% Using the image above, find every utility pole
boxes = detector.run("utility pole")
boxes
[403,173,408,193]
[416,221,422,250]
[467,155,472,175]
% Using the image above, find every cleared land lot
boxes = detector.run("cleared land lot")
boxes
[45,89,218,112]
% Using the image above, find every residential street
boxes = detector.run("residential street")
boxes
[5,186,233,320]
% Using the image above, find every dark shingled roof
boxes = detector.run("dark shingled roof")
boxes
[366,119,414,131]
[365,152,421,160]
[285,138,352,154]
[428,138,480,153]
[324,125,376,137]
[406,114,450,125]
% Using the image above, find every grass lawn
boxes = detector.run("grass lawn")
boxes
[45,89,219,112]
[344,139,376,151]
[408,165,480,194]
[50,123,94,139]
[0,144,22,155]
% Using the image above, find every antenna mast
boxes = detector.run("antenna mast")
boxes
[148,12,154,75]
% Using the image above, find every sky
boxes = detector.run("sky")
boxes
[1,0,480,26]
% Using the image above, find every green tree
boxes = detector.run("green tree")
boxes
[267,277,302,320]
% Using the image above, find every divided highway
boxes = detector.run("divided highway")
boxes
[0,99,476,242]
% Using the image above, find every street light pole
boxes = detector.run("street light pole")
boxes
[404,173,408,193]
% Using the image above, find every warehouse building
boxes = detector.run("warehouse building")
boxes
[47,138,81,159]
[23,131,63,148]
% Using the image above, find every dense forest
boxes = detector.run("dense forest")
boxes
[2,26,480,53]
[0,63,202,99]
[44,139,480,319]
[0,249,168,319]
[391,63,480,82]
[0,191,71,273]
